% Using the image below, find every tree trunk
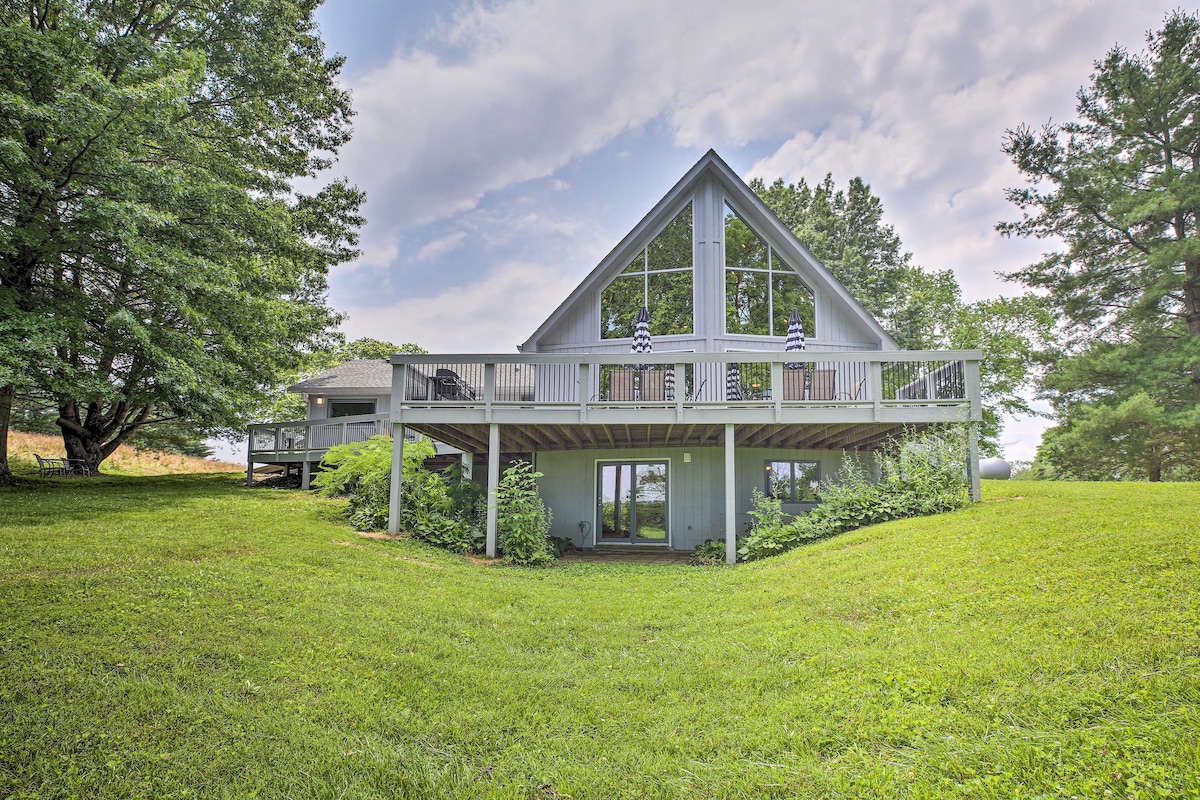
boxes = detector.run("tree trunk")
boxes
[0,385,14,485]
[1147,445,1163,482]
[59,427,107,476]
[56,399,153,474]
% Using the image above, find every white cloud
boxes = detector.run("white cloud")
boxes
[326,0,1182,458]
[338,261,579,353]
[414,230,467,262]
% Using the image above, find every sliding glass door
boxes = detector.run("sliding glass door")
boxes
[597,461,668,543]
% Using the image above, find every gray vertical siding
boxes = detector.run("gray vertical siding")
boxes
[532,175,885,354]
[536,445,865,551]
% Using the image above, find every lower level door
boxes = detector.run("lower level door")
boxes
[597,461,668,543]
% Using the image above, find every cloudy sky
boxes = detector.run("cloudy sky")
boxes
[302,0,1183,462]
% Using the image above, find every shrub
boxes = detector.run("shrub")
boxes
[739,426,971,562]
[495,460,554,566]
[689,539,728,565]
[313,435,481,553]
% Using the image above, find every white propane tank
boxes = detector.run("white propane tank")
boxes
[979,457,1012,480]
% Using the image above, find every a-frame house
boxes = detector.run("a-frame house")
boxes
[249,151,981,563]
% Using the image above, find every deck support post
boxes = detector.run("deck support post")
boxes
[460,451,473,480]
[725,422,736,565]
[245,432,254,487]
[387,425,405,534]
[967,422,981,502]
[301,460,311,490]
[486,423,501,558]
[387,362,408,535]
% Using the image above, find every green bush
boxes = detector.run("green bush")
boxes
[689,539,728,565]
[739,426,971,562]
[313,435,482,553]
[495,460,554,566]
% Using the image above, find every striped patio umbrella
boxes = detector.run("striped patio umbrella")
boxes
[726,362,743,401]
[785,307,806,369]
[631,306,652,369]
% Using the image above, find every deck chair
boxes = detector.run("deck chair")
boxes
[810,369,836,401]
[782,368,806,401]
[639,368,666,401]
[608,368,636,401]
[433,368,477,401]
[835,378,867,401]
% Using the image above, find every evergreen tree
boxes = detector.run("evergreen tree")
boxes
[1000,11,1200,480]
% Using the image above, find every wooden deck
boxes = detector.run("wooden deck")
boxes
[387,350,982,452]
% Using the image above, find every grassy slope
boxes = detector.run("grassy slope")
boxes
[6,431,242,476]
[0,477,1196,799]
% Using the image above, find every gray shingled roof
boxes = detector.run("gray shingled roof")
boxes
[288,360,392,392]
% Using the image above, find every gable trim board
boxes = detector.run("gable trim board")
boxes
[520,149,898,353]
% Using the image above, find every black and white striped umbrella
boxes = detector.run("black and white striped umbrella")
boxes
[631,306,652,369]
[785,307,806,369]
[726,362,743,401]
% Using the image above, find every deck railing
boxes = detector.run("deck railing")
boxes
[391,350,982,420]
[248,412,406,459]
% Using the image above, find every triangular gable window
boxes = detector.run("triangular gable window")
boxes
[601,203,693,338]
[724,203,814,337]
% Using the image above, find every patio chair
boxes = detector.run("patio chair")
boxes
[810,369,836,401]
[608,368,636,401]
[34,454,67,477]
[433,368,478,401]
[835,378,867,401]
[686,378,707,402]
[782,368,807,401]
[639,368,666,401]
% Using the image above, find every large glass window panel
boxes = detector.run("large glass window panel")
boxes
[634,463,668,540]
[601,202,694,339]
[771,264,815,339]
[647,204,693,271]
[726,269,771,335]
[647,271,693,336]
[600,275,644,339]
[725,204,768,270]
[767,461,793,499]
[329,400,376,418]
[795,461,819,501]
[600,464,634,539]
[765,460,819,502]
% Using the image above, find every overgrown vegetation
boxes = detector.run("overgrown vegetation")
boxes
[1,475,1196,798]
[314,435,483,553]
[495,460,554,566]
[5,431,238,477]
[740,427,970,561]
[315,439,557,565]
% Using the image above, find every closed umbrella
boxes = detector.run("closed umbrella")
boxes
[631,306,652,367]
[785,308,806,368]
[726,362,743,401]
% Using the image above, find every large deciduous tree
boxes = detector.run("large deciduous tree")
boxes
[1000,11,1200,481]
[0,0,363,480]
[754,176,1048,450]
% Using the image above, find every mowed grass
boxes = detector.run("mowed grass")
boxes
[0,476,1197,799]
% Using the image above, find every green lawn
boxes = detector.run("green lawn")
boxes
[1,476,1197,799]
